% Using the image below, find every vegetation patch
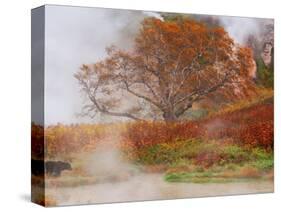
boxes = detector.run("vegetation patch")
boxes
[131,138,273,183]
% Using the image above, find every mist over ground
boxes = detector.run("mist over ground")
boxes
[43,5,272,125]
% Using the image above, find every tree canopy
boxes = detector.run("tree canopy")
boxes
[75,17,255,121]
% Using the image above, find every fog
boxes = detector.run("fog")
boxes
[79,136,137,181]
[44,5,162,125]
[218,16,273,44]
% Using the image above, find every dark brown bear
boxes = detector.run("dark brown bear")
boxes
[45,161,72,177]
[31,159,72,177]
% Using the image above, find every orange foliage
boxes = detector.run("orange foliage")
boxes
[124,101,273,150]
[75,17,256,122]
[31,99,273,159]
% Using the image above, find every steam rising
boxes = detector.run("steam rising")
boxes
[44,6,163,125]
[81,143,137,181]
[194,14,273,45]
[219,17,261,44]
[143,11,164,21]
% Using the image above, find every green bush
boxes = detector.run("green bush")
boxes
[251,148,272,160]
[134,138,274,182]
[222,145,250,164]
[256,58,273,88]
[135,139,221,165]
[251,159,273,170]
[249,148,273,170]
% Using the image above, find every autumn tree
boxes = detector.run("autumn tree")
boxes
[75,17,255,121]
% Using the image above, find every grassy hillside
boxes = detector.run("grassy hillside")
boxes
[32,89,274,184]
[128,94,273,182]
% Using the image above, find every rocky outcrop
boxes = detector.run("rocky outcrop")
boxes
[261,42,273,67]
[260,24,274,67]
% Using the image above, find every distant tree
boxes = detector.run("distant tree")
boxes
[256,57,274,88]
[75,18,255,121]
[246,29,274,88]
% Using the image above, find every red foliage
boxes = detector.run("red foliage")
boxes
[124,101,274,150]
[31,100,273,159]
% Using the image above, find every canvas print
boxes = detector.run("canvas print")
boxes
[31,5,274,207]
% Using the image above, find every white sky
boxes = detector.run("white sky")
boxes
[45,5,152,125]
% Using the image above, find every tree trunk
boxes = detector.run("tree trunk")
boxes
[163,111,177,121]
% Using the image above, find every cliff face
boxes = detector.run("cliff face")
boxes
[261,43,273,67]
[244,22,274,89]
[247,23,274,67]
[260,24,274,67]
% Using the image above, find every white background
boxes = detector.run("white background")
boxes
[0,0,279,211]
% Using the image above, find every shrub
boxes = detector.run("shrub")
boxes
[32,94,273,161]
[134,139,203,165]
[250,147,273,171]
[256,57,273,88]
[221,145,250,164]
[252,159,273,170]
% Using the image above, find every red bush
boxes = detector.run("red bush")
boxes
[32,100,273,159]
